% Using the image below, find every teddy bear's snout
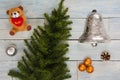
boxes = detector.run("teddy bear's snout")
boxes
[12,12,20,18]
[14,13,16,15]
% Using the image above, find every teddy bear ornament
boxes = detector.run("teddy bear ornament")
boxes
[6,6,31,36]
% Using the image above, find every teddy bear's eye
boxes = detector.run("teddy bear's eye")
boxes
[11,13,12,15]
[17,11,19,13]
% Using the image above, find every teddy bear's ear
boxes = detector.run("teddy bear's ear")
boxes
[6,10,9,15]
[18,6,23,10]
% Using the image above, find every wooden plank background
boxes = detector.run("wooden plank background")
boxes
[0,0,120,80]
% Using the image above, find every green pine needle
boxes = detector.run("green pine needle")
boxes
[8,0,72,80]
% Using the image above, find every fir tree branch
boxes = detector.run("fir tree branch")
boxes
[8,70,26,80]
[8,0,72,80]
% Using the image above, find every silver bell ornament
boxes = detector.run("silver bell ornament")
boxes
[79,10,110,47]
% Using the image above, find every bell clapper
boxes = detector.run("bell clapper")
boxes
[91,43,97,47]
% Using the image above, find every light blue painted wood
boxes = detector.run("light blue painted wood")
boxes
[0,61,14,80]
[10,61,120,80]
[0,0,120,80]
[67,61,78,80]
[0,19,44,30]
[77,61,120,80]
[65,0,120,18]
[0,19,109,39]
[67,40,120,60]
[0,40,120,61]
[109,18,120,39]
[0,0,120,18]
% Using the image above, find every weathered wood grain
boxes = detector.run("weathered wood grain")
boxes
[0,40,120,61]
[1,18,120,40]
[0,61,77,80]
[2,61,120,80]
[0,61,14,80]
[0,19,44,30]
[77,61,120,80]
[0,19,109,39]
[0,0,120,18]
[67,61,78,80]
[109,18,120,39]
[67,40,120,60]
[0,0,120,80]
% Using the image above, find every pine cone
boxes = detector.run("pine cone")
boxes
[101,51,110,61]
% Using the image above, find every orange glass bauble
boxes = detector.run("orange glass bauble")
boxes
[86,65,94,73]
[84,57,92,66]
[78,64,86,71]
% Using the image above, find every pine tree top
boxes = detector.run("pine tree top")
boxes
[8,0,72,80]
